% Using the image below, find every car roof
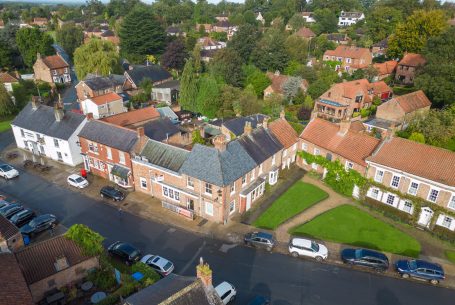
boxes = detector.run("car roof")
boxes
[254,232,273,240]
[215,281,234,294]
[117,242,137,253]
[415,260,444,271]
[148,255,169,267]
[360,249,388,260]
[14,209,32,216]
[34,214,54,220]
[68,174,82,179]
[291,238,312,247]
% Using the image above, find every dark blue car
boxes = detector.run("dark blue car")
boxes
[395,259,445,284]
[341,248,389,272]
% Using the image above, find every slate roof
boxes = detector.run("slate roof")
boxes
[180,141,256,186]
[101,107,160,127]
[327,33,348,42]
[15,235,93,285]
[223,114,268,137]
[268,118,298,148]
[0,253,34,305]
[301,118,381,167]
[237,127,283,164]
[157,106,179,122]
[12,103,86,140]
[125,274,222,305]
[81,74,124,91]
[139,139,189,172]
[0,213,19,240]
[78,120,139,152]
[367,137,455,187]
[143,117,180,142]
[125,65,172,86]
[154,79,180,89]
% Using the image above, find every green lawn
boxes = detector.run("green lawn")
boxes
[0,116,13,132]
[253,181,328,230]
[290,205,421,257]
[445,250,455,264]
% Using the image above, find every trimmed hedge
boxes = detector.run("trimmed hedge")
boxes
[363,197,413,224]
[431,225,455,244]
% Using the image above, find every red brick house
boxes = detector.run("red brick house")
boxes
[78,119,147,188]
[313,79,392,121]
[33,53,71,84]
[264,71,308,98]
[395,53,426,85]
[323,46,372,73]
[0,213,24,252]
[295,27,316,39]
[75,74,124,101]
[298,118,380,175]
[373,60,397,81]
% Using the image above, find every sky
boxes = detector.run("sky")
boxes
[0,0,245,3]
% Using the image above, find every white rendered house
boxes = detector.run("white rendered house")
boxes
[338,11,365,26]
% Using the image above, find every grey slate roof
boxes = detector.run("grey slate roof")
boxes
[139,139,189,172]
[223,114,268,137]
[12,103,86,140]
[78,120,138,152]
[180,141,256,186]
[143,117,180,142]
[83,74,124,91]
[125,64,172,86]
[124,274,222,305]
[157,106,179,123]
[153,79,180,89]
[237,127,283,164]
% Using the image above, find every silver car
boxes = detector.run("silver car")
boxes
[140,254,174,277]
[0,164,19,180]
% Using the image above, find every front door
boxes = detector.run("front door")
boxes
[418,207,434,228]
[246,194,252,211]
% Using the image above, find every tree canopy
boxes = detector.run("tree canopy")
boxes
[0,83,15,117]
[209,48,244,87]
[161,39,188,72]
[65,224,105,257]
[56,23,84,58]
[16,27,54,67]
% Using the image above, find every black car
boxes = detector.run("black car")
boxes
[244,232,276,251]
[20,214,57,236]
[341,248,389,272]
[247,296,270,305]
[0,203,24,219]
[107,241,141,265]
[100,186,125,201]
[10,209,36,228]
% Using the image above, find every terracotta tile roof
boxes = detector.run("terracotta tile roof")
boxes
[367,137,455,187]
[0,213,19,240]
[398,53,426,67]
[15,235,93,285]
[300,118,380,166]
[0,71,20,83]
[266,72,308,94]
[90,92,122,106]
[324,46,371,60]
[319,79,391,105]
[42,54,69,69]
[391,90,431,113]
[268,118,298,148]
[101,107,160,127]
[373,60,397,75]
[296,27,315,38]
[300,12,313,17]
[0,253,34,305]
[349,120,366,133]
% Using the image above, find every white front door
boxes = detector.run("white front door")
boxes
[246,194,252,211]
[418,207,434,228]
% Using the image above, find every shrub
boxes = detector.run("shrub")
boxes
[363,197,413,224]
[87,269,117,291]
[96,294,119,305]
[131,262,160,285]
[431,225,455,243]
[115,280,138,297]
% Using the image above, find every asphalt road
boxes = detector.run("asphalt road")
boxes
[0,135,453,304]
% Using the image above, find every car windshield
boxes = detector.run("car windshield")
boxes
[408,260,417,270]
[0,164,13,171]
[311,241,320,252]
[354,249,363,259]
[75,177,85,183]
[163,262,173,271]
[130,250,139,258]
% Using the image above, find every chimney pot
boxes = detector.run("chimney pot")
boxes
[263,117,269,129]
[54,104,64,122]
[196,257,213,288]
[213,134,227,151]
[244,121,253,135]
[137,127,145,138]
[280,109,285,119]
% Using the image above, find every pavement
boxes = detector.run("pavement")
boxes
[1,132,455,304]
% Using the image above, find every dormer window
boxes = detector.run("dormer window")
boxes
[355,95,363,103]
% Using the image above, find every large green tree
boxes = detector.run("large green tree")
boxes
[196,76,221,118]
[119,7,166,62]
[16,27,54,67]
[74,39,120,80]
[312,8,338,34]
[242,64,271,97]
[285,34,309,63]
[227,24,260,63]
[56,23,84,58]
[251,28,289,72]
[366,6,402,43]
[0,83,15,117]
[387,10,447,57]
[179,58,198,112]
[161,39,188,72]
[415,27,455,108]
[209,48,244,87]
[65,224,104,257]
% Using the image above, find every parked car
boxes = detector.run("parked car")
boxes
[0,203,24,219]
[288,237,328,261]
[395,259,445,284]
[20,214,57,236]
[67,174,89,189]
[10,209,36,228]
[140,254,175,277]
[0,164,19,180]
[244,232,275,251]
[215,281,236,304]
[247,295,270,305]
[341,248,389,272]
[0,200,10,209]
[107,241,141,265]
[100,186,125,201]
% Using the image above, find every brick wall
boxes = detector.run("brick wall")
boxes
[33,59,52,83]
[395,65,416,84]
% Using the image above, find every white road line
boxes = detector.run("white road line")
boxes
[180,240,206,274]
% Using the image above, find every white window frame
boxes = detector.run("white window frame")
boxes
[428,188,439,203]
[390,175,400,189]
[407,181,419,196]
[230,183,235,194]
[140,177,147,189]
[374,169,384,183]
[448,195,455,211]
[205,201,213,216]
[302,143,308,151]
[162,185,180,202]
[88,142,98,154]
[314,148,320,155]
[311,163,318,170]
[259,164,263,174]
[205,183,212,195]
[345,161,353,171]
[370,188,379,200]
[53,138,59,148]
[118,151,126,165]
[106,147,112,160]
[386,194,395,205]
[272,154,276,165]
[403,201,413,214]
[229,200,235,215]
[442,216,453,229]
[187,176,194,189]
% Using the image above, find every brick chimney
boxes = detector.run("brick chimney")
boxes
[54,104,64,122]
[37,52,41,60]
[196,257,213,288]
[137,126,145,138]
[338,119,351,136]
[244,121,252,135]
[31,96,40,110]
[280,109,285,119]
[213,134,227,152]
[86,113,94,120]
[262,116,269,129]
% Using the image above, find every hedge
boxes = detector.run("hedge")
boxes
[431,225,455,244]
[363,197,413,224]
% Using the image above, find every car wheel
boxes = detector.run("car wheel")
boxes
[401,273,410,279]
[315,256,323,262]
[374,267,384,273]
[291,251,299,258]
[100,193,104,198]
[430,279,439,285]
[266,246,272,252]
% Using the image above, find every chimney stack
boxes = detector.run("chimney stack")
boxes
[244,121,253,135]
[279,109,285,119]
[196,257,213,288]
[137,127,145,138]
[37,53,41,60]
[213,134,227,152]
[86,113,93,120]
[338,119,351,136]
[262,116,269,129]
[31,96,40,110]
[54,103,64,122]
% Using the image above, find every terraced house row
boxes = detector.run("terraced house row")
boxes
[298,117,455,235]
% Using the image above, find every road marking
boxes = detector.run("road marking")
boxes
[219,243,237,253]
[167,228,176,233]
[180,240,206,274]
